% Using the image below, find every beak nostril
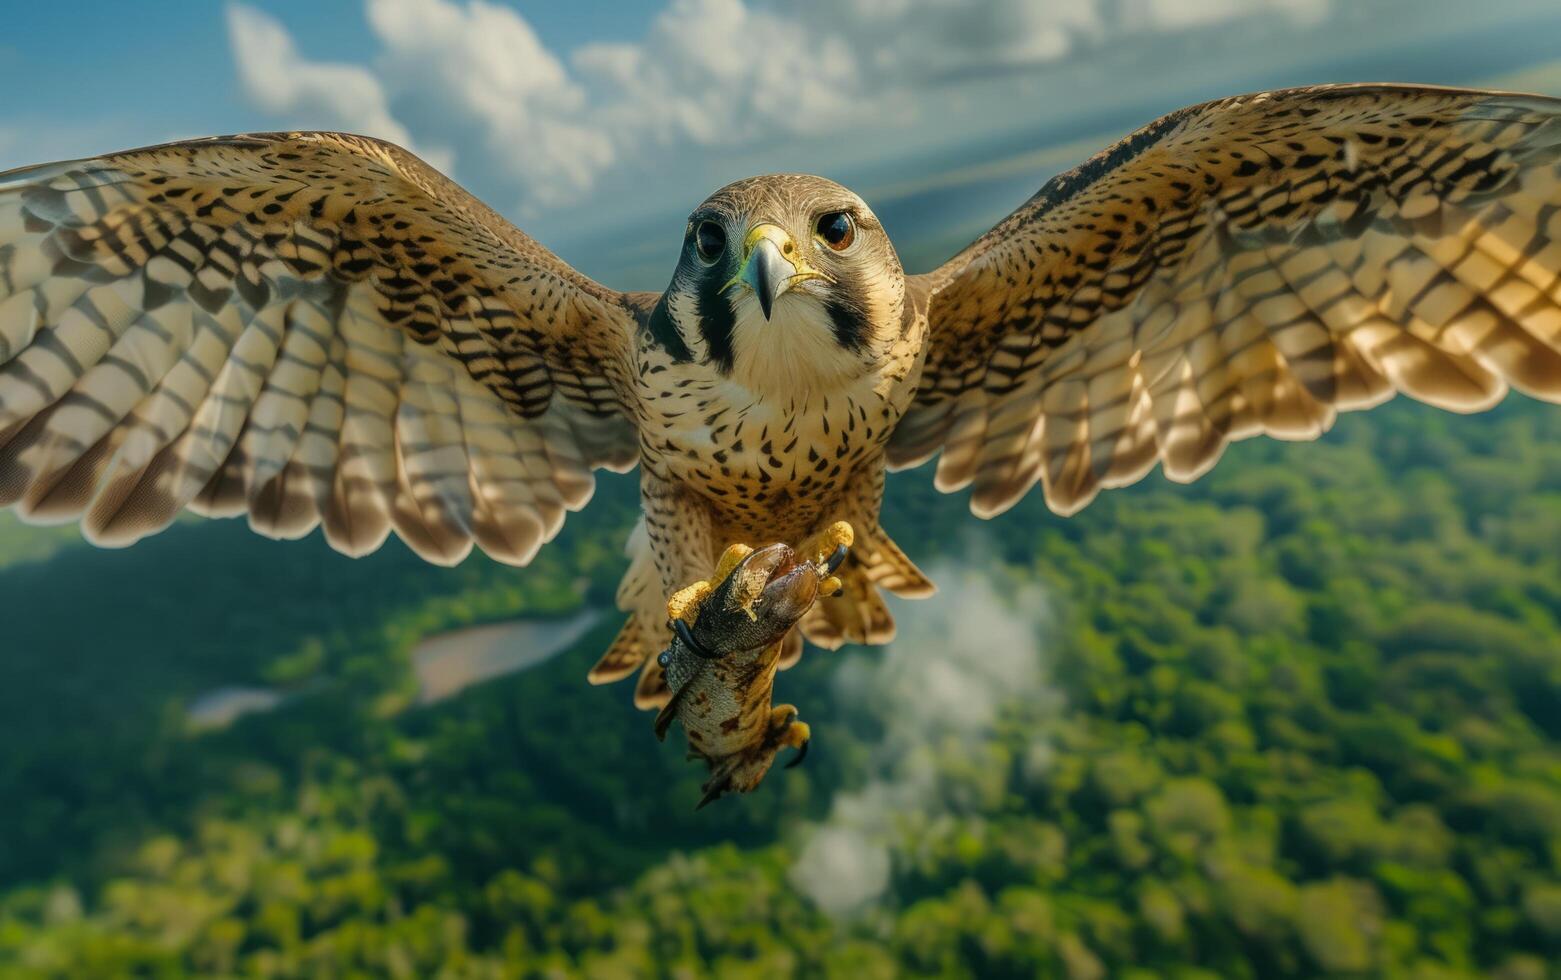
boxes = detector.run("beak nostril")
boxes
[722,223,828,320]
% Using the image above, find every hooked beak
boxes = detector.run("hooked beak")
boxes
[722,223,830,320]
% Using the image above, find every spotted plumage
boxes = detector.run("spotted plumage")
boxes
[897,85,1561,520]
[0,133,637,568]
[3,86,1561,747]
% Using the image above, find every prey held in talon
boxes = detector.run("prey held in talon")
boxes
[654,524,852,807]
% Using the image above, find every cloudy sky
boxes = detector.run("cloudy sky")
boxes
[3,1,1560,286]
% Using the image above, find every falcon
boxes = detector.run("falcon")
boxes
[3,84,1561,766]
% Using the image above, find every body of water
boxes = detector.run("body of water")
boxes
[184,608,606,729]
[411,609,604,704]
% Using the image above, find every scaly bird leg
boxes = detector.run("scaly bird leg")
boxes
[665,542,754,625]
[798,520,853,597]
[654,526,853,808]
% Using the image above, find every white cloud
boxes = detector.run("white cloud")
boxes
[1132,0,1331,30]
[576,0,860,148]
[788,823,891,918]
[568,0,1105,161]
[364,0,612,208]
[817,0,1104,78]
[786,566,1062,916]
[226,0,1339,215]
[226,4,422,154]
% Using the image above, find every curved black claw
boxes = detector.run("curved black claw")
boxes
[672,618,720,659]
[823,543,848,574]
[784,738,811,769]
[696,774,733,810]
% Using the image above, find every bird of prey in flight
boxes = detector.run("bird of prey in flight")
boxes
[1,84,1559,793]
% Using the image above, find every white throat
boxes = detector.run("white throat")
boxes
[726,290,859,400]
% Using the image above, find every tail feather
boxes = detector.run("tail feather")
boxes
[801,575,897,649]
[858,528,936,598]
[776,628,803,670]
[615,519,656,608]
[589,613,650,685]
[634,656,672,710]
[800,522,933,649]
[591,517,662,688]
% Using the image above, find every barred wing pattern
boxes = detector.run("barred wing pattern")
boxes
[0,133,638,565]
[894,86,1561,517]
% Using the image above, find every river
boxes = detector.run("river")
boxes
[186,607,607,730]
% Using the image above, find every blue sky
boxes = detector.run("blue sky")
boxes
[4,1,1560,288]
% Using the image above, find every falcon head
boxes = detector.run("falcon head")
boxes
[650,174,905,395]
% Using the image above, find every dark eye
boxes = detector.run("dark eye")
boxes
[816,211,855,251]
[694,221,726,262]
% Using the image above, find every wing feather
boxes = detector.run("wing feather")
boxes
[901,85,1561,516]
[0,132,642,564]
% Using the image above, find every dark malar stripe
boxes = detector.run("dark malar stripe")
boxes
[824,295,869,352]
[696,274,737,374]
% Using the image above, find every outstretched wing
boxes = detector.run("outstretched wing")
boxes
[894,85,1561,517]
[0,132,640,565]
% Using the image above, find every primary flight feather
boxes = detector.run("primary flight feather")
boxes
[1,84,1559,718]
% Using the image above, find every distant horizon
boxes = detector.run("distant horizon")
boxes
[4,0,1561,292]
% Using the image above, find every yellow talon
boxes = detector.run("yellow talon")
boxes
[712,542,754,583]
[781,719,811,750]
[825,521,854,550]
[667,543,756,624]
[667,580,714,623]
[820,575,843,597]
[801,520,855,567]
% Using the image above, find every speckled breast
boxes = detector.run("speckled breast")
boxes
[638,366,914,538]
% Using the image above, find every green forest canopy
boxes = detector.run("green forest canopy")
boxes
[0,394,1558,978]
